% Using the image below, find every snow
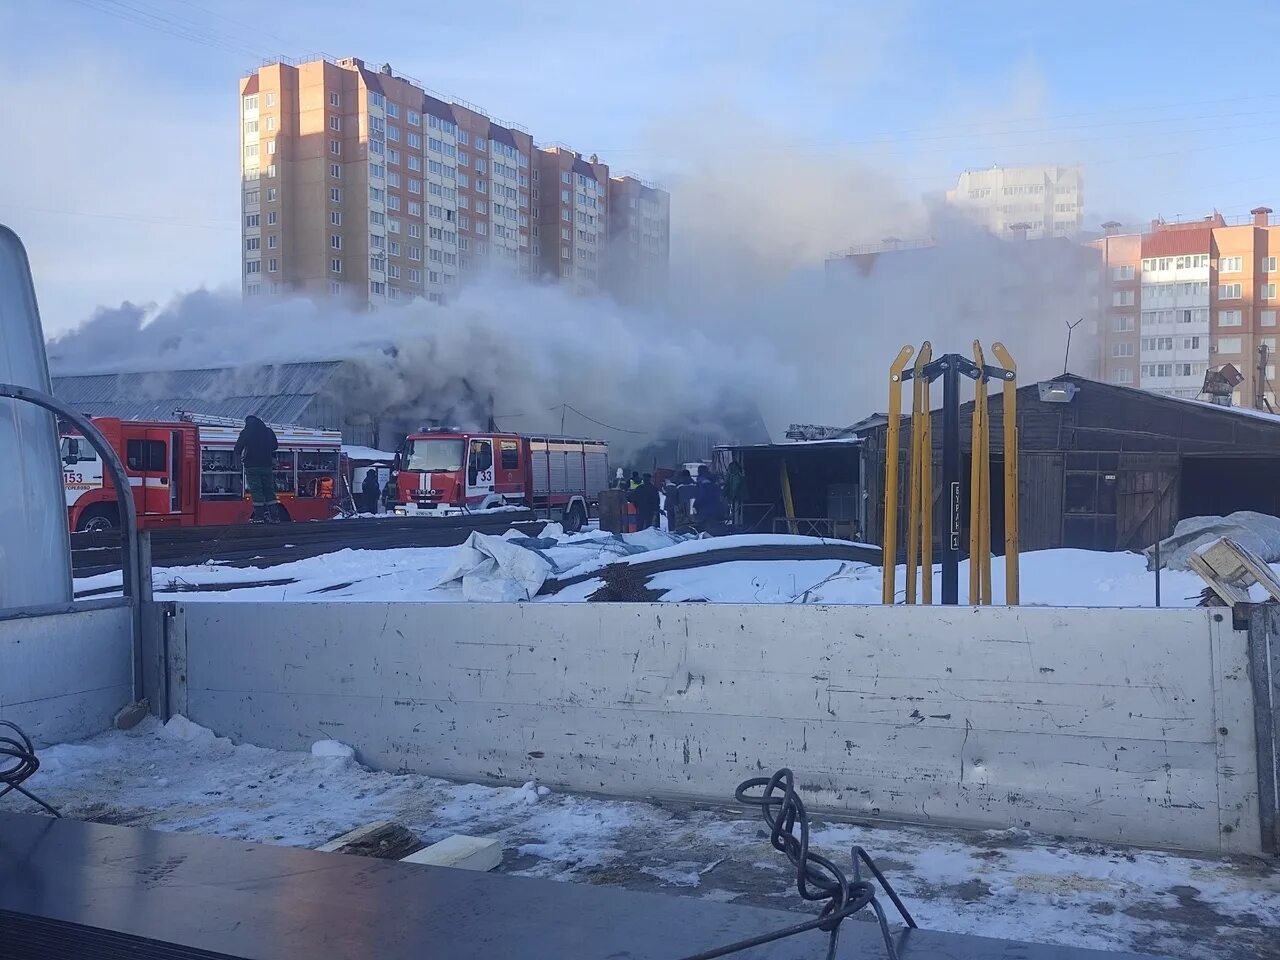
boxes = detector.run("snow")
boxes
[13,719,1277,960]
[341,444,396,462]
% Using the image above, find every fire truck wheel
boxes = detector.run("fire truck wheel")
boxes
[562,503,587,534]
[77,506,119,533]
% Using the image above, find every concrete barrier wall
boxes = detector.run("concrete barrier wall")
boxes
[0,603,133,745]
[170,602,1261,855]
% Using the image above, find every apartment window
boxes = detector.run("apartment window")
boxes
[245,260,261,274]
[1113,342,1134,357]
[266,117,276,132]
[408,155,422,172]
[388,264,400,280]
[328,116,341,133]
[1266,257,1278,272]
[370,92,384,109]
[266,164,276,179]
[245,189,260,204]
[409,246,422,261]
[429,249,442,262]
[408,132,422,149]
[328,235,341,251]
[410,269,422,283]
[370,257,384,273]
[246,237,260,251]
[370,187,385,202]
[1219,256,1243,273]
[387,125,400,142]
[476,158,487,174]
[370,234,385,251]
[387,147,399,164]
[532,226,539,239]
[245,120,259,135]
[561,209,572,222]
[328,91,340,108]
[389,241,400,256]
[429,226,442,241]
[245,283,261,295]
[475,138,485,152]
[1219,283,1242,300]
[266,188,277,201]
[268,258,278,272]
[387,196,400,211]
[243,95,258,112]
[387,217,399,233]
[330,138,341,155]
[561,171,571,184]
[411,202,424,217]
[266,140,276,156]
[1263,310,1278,327]
[458,215,470,229]
[245,214,260,227]
[560,264,572,278]
[459,195,469,209]
[328,281,341,296]
[387,171,400,188]
[444,253,457,266]
[267,235,278,249]
[409,179,422,194]
[331,258,342,273]
[476,200,487,214]
[560,189,570,203]
[330,163,341,179]
[458,173,470,188]
[408,110,420,126]
[1112,315,1134,333]
[1219,309,1243,327]
[476,222,487,236]
[459,237,469,251]
[386,102,399,118]
[244,143,259,159]
[476,179,487,194]
[371,281,386,295]
[267,211,276,226]
[331,210,342,226]
[1263,283,1277,300]
[407,224,422,239]
[561,244,570,260]
[1111,367,1133,384]
[458,130,469,145]
[532,242,540,256]
[1218,336,1243,354]
[561,226,570,240]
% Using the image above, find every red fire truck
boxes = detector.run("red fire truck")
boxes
[61,414,343,532]
[393,429,609,531]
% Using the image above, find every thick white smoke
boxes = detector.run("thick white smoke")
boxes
[46,134,1100,452]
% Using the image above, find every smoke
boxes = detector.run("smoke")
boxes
[46,112,1101,452]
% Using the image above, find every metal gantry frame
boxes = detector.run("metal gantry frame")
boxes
[882,344,1020,606]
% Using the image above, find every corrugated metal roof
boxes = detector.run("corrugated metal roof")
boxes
[51,362,343,426]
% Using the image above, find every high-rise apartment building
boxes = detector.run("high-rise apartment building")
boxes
[607,175,671,305]
[1091,208,1279,409]
[239,56,668,308]
[946,164,1084,240]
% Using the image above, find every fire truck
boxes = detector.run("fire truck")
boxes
[61,414,343,532]
[393,429,609,531]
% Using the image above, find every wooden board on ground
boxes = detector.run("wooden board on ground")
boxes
[1188,537,1280,607]
[317,820,424,859]
[401,834,503,872]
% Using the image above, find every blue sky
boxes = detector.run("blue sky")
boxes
[4,0,1280,332]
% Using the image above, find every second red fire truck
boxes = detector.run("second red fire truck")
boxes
[392,429,609,531]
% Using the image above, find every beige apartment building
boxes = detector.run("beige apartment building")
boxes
[946,164,1084,240]
[239,56,669,308]
[607,175,671,306]
[1091,208,1279,409]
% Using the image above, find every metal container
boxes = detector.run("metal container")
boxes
[0,225,73,607]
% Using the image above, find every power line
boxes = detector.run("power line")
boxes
[555,403,649,435]
[0,204,237,231]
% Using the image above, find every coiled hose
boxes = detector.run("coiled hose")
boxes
[0,720,61,818]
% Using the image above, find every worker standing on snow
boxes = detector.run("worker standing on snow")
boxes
[629,470,642,490]
[234,415,280,523]
[383,471,399,512]
[692,464,725,533]
[628,473,660,530]
[724,460,745,527]
[671,469,696,531]
[361,469,382,515]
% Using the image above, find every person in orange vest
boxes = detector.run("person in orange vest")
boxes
[317,475,335,499]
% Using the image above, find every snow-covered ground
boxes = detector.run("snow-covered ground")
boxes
[12,718,1278,960]
[77,533,1233,607]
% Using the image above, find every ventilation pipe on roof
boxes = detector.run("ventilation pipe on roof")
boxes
[1102,221,1122,237]
[1252,206,1272,227]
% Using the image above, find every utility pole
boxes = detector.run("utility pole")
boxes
[1258,343,1271,412]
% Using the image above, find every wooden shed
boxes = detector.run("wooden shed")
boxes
[858,374,1280,555]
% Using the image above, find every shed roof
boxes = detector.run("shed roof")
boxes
[51,361,345,425]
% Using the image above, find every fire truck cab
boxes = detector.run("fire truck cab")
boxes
[394,429,609,531]
[62,415,342,532]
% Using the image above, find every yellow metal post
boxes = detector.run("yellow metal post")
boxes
[918,343,934,604]
[905,348,930,604]
[969,342,986,604]
[882,345,913,604]
[991,342,1020,604]
[779,459,798,535]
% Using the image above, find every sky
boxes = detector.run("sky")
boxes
[5,0,1280,334]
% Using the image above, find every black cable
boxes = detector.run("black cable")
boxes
[678,768,914,960]
[0,722,62,818]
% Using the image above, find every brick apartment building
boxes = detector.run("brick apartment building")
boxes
[239,56,669,308]
[1091,208,1279,409]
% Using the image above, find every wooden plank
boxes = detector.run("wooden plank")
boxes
[317,820,424,859]
[402,835,503,872]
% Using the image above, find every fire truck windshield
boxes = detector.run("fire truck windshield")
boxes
[406,438,465,472]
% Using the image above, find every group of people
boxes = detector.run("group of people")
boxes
[624,465,726,534]
[360,468,399,515]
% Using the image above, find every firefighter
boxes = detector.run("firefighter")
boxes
[628,473,660,531]
[361,468,382,515]
[669,469,695,532]
[234,415,280,523]
[383,471,399,512]
[629,470,642,490]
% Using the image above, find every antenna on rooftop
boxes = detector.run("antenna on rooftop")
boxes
[1062,317,1084,376]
